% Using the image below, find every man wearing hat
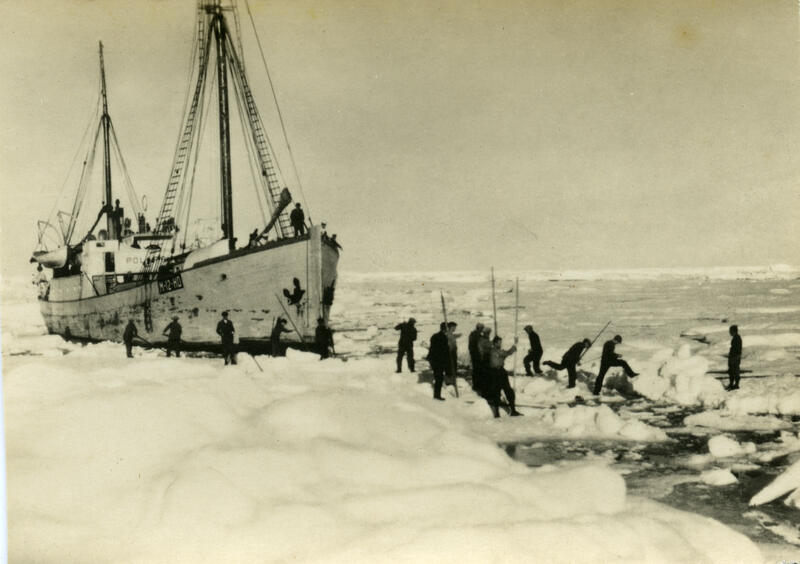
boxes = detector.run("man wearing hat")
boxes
[314,317,334,359]
[216,311,237,365]
[485,335,520,417]
[544,338,592,389]
[427,322,450,400]
[593,335,638,395]
[163,315,183,358]
[474,326,493,395]
[394,317,417,373]
[270,317,291,356]
[727,325,742,391]
[445,321,460,379]
[123,318,138,358]
[522,324,544,376]
[468,323,484,388]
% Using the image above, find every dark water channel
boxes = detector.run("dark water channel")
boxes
[504,400,800,549]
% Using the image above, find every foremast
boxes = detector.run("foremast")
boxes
[99,42,115,240]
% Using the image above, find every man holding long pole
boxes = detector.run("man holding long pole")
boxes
[440,291,459,397]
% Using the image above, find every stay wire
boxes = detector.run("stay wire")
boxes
[244,0,312,224]
[230,71,270,226]
[67,121,103,244]
[223,31,284,213]
[46,89,103,243]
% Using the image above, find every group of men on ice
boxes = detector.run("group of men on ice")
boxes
[394,317,744,417]
[121,311,335,363]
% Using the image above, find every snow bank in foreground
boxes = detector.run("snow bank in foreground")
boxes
[4,351,762,563]
[632,345,724,406]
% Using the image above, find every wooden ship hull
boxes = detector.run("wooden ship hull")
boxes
[40,226,338,352]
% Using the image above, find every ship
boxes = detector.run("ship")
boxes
[30,0,340,354]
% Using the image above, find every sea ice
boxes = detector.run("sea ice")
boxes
[700,469,738,486]
[708,435,756,458]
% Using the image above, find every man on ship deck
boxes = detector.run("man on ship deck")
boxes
[290,203,306,237]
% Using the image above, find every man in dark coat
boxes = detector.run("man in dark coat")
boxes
[427,323,450,401]
[474,326,493,396]
[394,317,417,373]
[123,319,138,358]
[270,317,291,356]
[544,338,591,389]
[216,311,237,365]
[522,324,544,375]
[315,317,334,360]
[485,336,520,417]
[727,325,742,391]
[593,335,637,395]
[163,316,182,358]
[446,321,459,378]
[468,323,484,389]
[289,203,306,237]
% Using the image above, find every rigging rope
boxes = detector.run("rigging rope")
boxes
[44,90,103,246]
[230,74,270,227]
[67,122,103,244]
[109,121,143,221]
[243,0,312,224]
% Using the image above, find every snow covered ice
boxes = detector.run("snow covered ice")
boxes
[4,268,800,562]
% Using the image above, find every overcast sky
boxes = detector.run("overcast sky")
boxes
[1,0,799,277]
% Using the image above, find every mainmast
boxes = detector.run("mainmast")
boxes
[99,41,114,239]
[210,4,234,250]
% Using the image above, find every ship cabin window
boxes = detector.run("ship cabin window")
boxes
[105,252,115,273]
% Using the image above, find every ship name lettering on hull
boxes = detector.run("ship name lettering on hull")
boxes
[158,274,184,294]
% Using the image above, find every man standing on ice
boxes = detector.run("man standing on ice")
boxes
[592,335,638,395]
[486,336,521,417]
[123,319,138,358]
[394,317,417,373]
[727,325,742,391]
[270,318,291,356]
[314,317,334,359]
[427,322,450,401]
[468,323,484,388]
[163,316,183,358]
[544,338,591,389]
[446,321,459,379]
[216,311,237,365]
[523,324,544,375]
[474,326,493,395]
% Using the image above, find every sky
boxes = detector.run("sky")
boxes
[1,0,799,277]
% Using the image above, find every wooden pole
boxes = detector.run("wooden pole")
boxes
[274,292,304,342]
[491,267,498,336]
[511,277,519,390]
[579,320,612,360]
[440,291,459,397]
